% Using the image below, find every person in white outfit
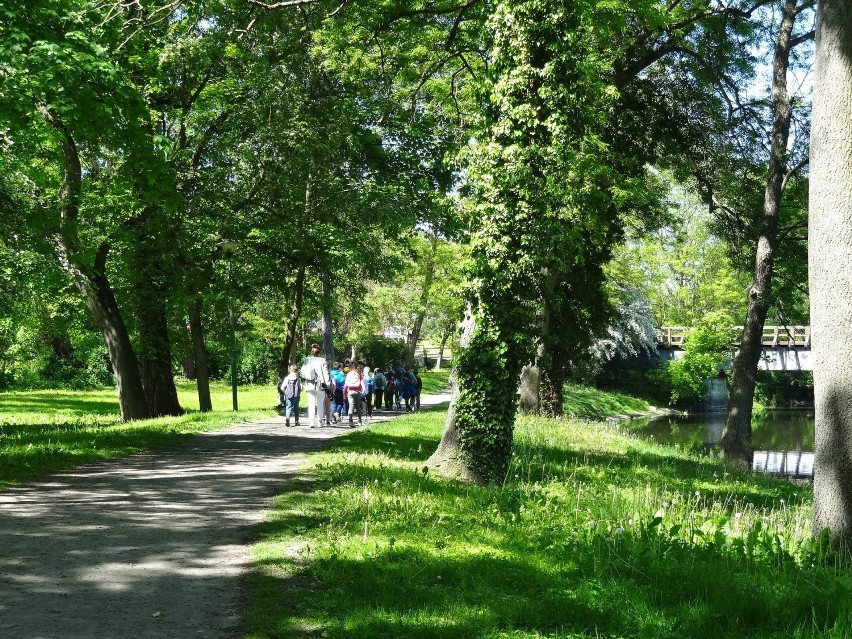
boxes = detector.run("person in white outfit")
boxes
[301,343,331,428]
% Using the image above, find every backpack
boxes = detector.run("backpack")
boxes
[300,359,317,384]
[283,376,300,400]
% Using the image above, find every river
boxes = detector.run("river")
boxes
[630,408,815,478]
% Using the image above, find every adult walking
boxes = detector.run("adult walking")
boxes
[301,343,331,428]
[343,364,365,428]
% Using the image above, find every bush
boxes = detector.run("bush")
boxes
[357,335,407,369]
[664,312,736,407]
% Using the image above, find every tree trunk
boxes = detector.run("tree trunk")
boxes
[279,262,307,378]
[38,106,148,422]
[533,272,566,418]
[810,0,852,547]
[517,364,541,415]
[188,298,212,412]
[320,276,336,362]
[721,0,799,468]
[52,240,150,421]
[135,218,184,418]
[405,234,438,366]
[427,302,523,484]
[436,329,450,369]
[427,304,485,483]
[137,295,184,417]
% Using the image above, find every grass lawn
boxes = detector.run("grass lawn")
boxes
[419,370,451,395]
[0,373,449,490]
[0,380,279,489]
[247,409,851,639]
[563,383,652,419]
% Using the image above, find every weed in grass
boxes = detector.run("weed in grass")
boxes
[249,408,852,639]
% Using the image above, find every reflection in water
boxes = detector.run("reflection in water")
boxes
[632,410,815,478]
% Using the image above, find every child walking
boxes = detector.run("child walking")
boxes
[280,363,302,427]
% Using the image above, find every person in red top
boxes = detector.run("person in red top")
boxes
[343,363,365,428]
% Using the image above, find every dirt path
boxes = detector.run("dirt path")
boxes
[0,392,451,639]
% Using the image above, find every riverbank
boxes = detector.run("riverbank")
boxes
[563,383,679,421]
[246,406,850,639]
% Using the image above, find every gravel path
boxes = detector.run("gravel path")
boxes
[0,392,451,639]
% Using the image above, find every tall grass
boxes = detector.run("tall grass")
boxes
[247,409,850,639]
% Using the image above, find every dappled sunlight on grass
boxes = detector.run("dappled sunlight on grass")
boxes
[0,381,279,488]
[563,383,651,419]
[248,409,851,639]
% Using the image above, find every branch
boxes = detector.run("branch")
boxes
[781,156,809,192]
[36,105,82,231]
[246,0,321,8]
[790,29,815,49]
[232,170,266,213]
[189,110,229,172]
[377,0,482,32]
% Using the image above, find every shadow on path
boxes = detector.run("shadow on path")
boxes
[0,391,451,639]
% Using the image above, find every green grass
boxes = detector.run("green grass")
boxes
[419,370,451,395]
[247,409,851,639]
[0,380,279,489]
[563,383,652,419]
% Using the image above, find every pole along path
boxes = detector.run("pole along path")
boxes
[0,390,452,639]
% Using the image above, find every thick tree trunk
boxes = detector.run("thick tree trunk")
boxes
[188,298,212,412]
[137,296,184,417]
[135,219,184,418]
[405,234,438,366]
[533,272,566,417]
[53,240,150,421]
[721,0,798,468]
[427,304,485,483]
[39,108,148,421]
[810,0,852,547]
[427,303,523,484]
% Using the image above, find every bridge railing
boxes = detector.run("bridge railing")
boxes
[657,326,811,348]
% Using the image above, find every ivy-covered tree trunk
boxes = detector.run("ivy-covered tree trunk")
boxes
[809,0,852,548]
[721,0,801,468]
[188,298,212,412]
[427,304,526,484]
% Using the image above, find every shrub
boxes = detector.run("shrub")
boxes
[664,311,736,406]
[357,335,407,369]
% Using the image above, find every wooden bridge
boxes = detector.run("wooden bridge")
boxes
[657,326,812,371]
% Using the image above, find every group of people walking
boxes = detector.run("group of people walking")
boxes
[278,343,424,428]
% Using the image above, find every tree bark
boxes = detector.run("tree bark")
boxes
[52,240,150,421]
[517,364,541,415]
[426,304,486,483]
[279,262,307,377]
[188,298,212,412]
[320,276,336,362]
[436,328,450,369]
[721,0,799,468]
[39,105,149,421]
[405,234,438,366]
[810,0,852,547]
[134,216,184,418]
